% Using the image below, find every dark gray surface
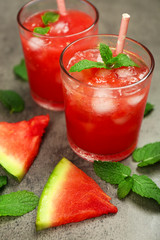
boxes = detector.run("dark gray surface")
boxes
[0,0,160,239]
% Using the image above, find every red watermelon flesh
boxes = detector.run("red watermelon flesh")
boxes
[0,115,49,181]
[36,157,117,230]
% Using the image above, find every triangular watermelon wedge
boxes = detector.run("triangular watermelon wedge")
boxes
[36,157,118,230]
[0,115,49,181]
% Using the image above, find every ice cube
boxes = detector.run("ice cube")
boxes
[129,77,139,84]
[96,53,103,63]
[95,69,112,78]
[67,52,85,67]
[93,87,113,98]
[28,37,44,51]
[127,94,145,106]
[139,69,148,79]
[92,96,116,114]
[116,68,135,78]
[113,116,129,125]
[53,22,69,34]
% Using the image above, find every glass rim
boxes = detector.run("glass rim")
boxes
[17,0,99,39]
[60,34,155,90]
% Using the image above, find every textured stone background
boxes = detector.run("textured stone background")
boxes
[0,0,160,239]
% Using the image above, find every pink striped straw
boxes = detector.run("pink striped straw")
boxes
[56,0,67,15]
[116,13,130,55]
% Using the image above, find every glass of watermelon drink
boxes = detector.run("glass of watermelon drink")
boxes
[60,35,154,161]
[17,0,99,111]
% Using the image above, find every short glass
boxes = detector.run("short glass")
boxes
[60,35,155,161]
[17,0,99,110]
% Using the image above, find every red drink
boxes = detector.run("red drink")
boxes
[17,0,98,110]
[60,35,154,161]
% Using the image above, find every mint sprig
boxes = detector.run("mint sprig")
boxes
[69,43,139,72]
[93,161,160,204]
[33,26,50,35]
[0,90,25,113]
[13,59,28,81]
[144,102,154,117]
[0,190,39,216]
[42,12,59,25]
[0,176,8,189]
[133,142,160,167]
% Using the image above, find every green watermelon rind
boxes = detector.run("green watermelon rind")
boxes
[36,157,69,230]
[0,150,25,181]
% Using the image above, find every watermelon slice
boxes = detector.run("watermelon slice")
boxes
[0,115,49,181]
[36,157,117,230]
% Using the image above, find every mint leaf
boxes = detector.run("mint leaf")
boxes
[93,161,131,184]
[69,60,107,72]
[132,174,160,204]
[117,176,133,199]
[144,102,154,117]
[106,53,139,68]
[133,142,160,167]
[0,90,25,113]
[13,59,28,81]
[33,26,50,35]
[0,176,8,189]
[0,191,39,216]
[99,43,112,64]
[42,12,59,25]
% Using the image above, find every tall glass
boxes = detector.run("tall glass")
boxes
[17,0,99,110]
[60,35,154,161]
